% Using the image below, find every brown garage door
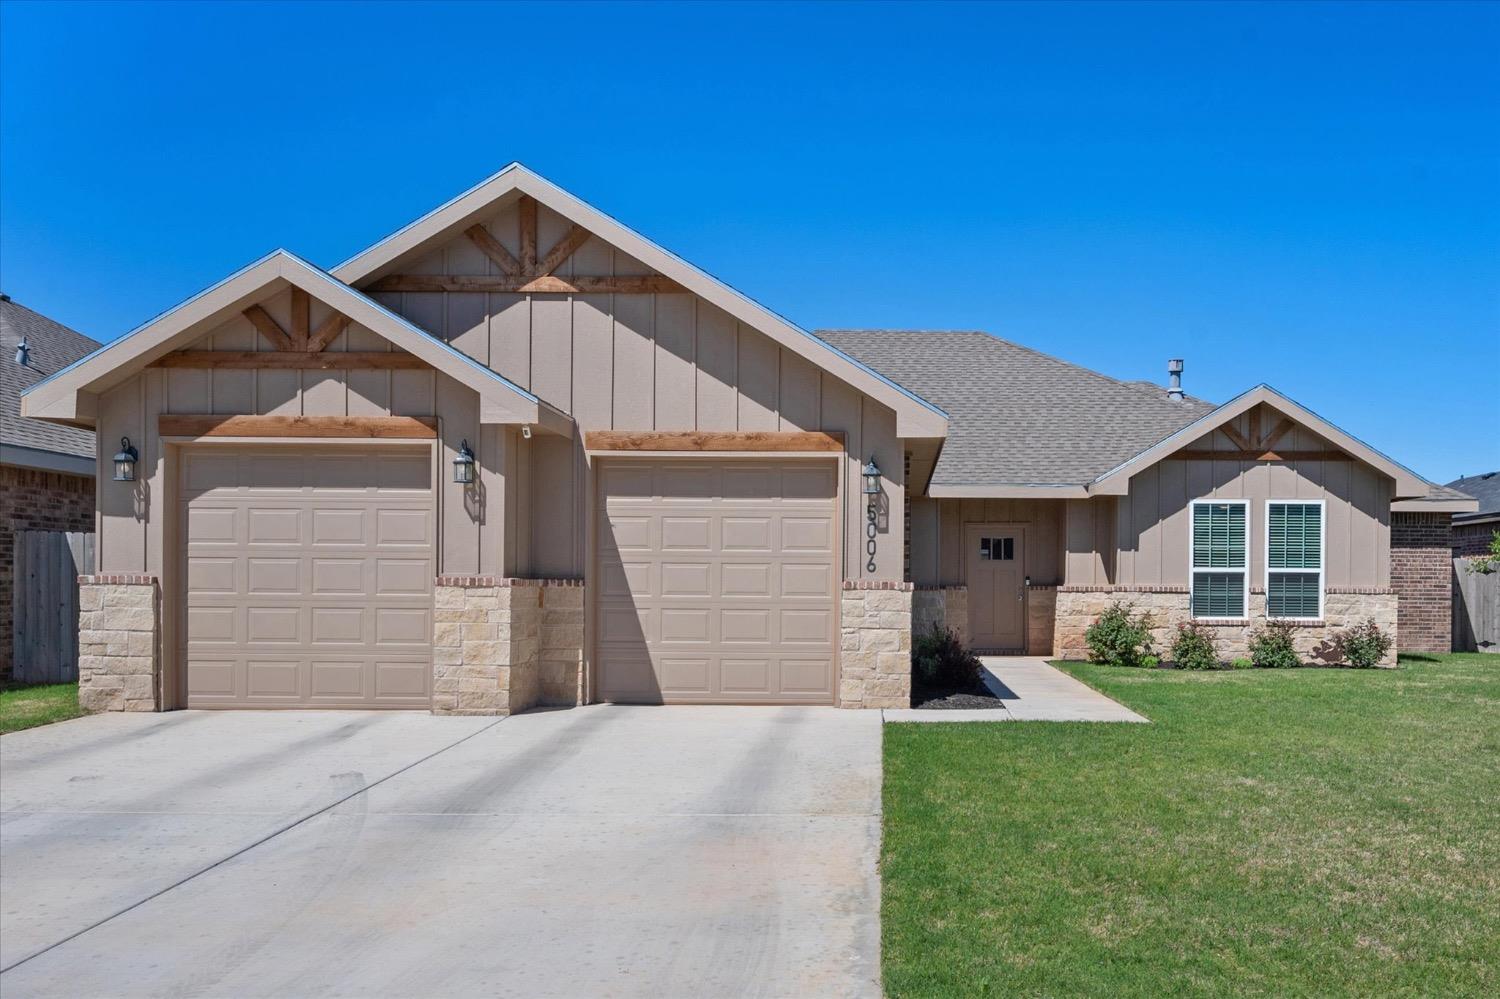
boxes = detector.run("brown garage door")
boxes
[596,458,838,704]
[180,446,433,709]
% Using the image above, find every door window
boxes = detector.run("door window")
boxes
[979,536,1015,561]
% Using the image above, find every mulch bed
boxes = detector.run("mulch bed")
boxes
[910,682,1006,710]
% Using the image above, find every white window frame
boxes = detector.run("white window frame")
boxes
[1188,499,1250,621]
[1264,499,1326,621]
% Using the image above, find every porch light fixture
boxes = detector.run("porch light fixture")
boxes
[862,457,881,572]
[453,439,476,484]
[112,437,138,482]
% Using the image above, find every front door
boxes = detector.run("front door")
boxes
[965,525,1025,651]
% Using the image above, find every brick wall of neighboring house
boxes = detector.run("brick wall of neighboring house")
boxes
[1453,520,1497,558]
[1391,512,1453,654]
[1,464,96,680]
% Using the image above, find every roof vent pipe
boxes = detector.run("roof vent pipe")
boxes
[1167,358,1184,401]
[14,336,28,367]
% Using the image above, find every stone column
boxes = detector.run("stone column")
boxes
[432,576,540,716]
[839,581,913,708]
[538,580,587,706]
[77,574,159,712]
[1026,585,1057,656]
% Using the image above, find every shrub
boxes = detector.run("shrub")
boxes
[1170,622,1220,671]
[1463,530,1500,574]
[1248,620,1301,668]
[911,624,982,688]
[1084,602,1156,668]
[1333,618,1393,668]
[1229,657,1254,670]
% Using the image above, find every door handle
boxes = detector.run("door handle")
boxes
[1020,575,1029,601]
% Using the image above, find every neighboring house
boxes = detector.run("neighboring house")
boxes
[1,294,100,681]
[1447,471,1500,557]
[21,165,1476,714]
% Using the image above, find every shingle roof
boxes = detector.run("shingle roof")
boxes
[1447,471,1500,522]
[1,295,100,460]
[814,330,1217,488]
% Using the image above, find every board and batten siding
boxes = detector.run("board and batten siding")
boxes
[1110,417,1392,590]
[93,287,507,578]
[908,498,1065,587]
[364,198,904,582]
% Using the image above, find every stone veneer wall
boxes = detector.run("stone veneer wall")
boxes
[77,575,159,712]
[839,581,913,709]
[433,577,584,715]
[1027,585,1057,656]
[1391,512,1453,653]
[912,586,968,646]
[1054,586,1398,666]
[538,581,587,706]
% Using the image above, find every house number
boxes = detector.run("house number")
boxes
[866,503,878,572]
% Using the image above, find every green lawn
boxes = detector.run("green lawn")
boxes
[882,654,1499,997]
[0,682,85,735]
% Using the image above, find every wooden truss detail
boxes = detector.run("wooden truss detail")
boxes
[150,351,425,370]
[241,298,351,353]
[374,195,684,295]
[1192,406,1345,462]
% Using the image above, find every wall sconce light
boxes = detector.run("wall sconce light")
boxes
[862,456,881,572]
[112,437,138,482]
[452,439,476,484]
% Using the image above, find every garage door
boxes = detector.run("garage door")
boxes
[596,458,838,704]
[180,446,433,709]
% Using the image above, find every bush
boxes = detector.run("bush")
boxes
[1248,620,1301,668]
[1085,602,1156,668]
[1229,657,1254,670]
[1170,622,1220,670]
[1333,618,1392,668]
[911,624,982,688]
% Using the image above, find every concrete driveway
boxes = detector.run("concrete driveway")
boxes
[0,705,881,998]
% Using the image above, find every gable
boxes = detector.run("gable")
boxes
[21,252,566,434]
[1089,386,1430,500]
[334,164,947,438]
[356,196,898,439]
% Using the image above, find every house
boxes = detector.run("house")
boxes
[21,165,1476,713]
[1,294,99,680]
[1447,471,1500,557]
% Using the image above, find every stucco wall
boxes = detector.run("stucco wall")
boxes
[364,198,905,583]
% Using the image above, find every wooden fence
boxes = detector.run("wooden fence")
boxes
[12,530,95,683]
[1453,558,1500,654]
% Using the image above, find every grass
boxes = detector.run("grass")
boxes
[882,653,1499,997]
[0,682,85,735]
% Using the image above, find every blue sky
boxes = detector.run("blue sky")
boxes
[2,0,1495,482]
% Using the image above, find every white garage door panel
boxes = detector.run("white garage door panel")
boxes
[181,447,433,709]
[596,459,837,705]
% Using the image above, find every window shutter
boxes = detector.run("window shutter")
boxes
[1193,503,1246,569]
[1191,572,1245,618]
[1268,573,1320,618]
[1269,503,1321,570]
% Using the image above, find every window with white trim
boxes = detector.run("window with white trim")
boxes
[1266,501,1323,619]
[1190,500,1248,618]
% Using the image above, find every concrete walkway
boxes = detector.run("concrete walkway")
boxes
[1,706,882,998]
[883,657,1148,723]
